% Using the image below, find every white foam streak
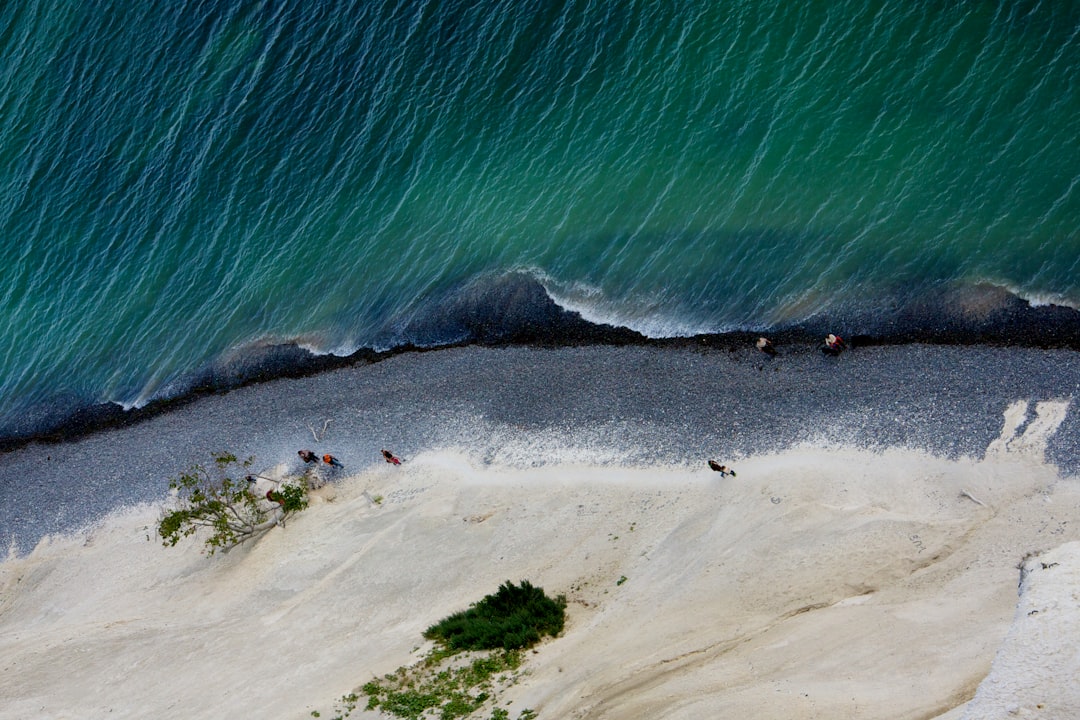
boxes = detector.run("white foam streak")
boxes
[973,278,1080,310]
[532,271,720,338]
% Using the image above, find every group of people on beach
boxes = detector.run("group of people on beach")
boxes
[282,333,846,493]
[297,449,344,467]
[247,329,859,513]
[251,445,404,506]
[712,332,848,477]
[296,448,402,470]
[754,333,848,357]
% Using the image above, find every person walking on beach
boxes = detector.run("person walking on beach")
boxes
[323,453,343,468]
[298,449,318,464]
[708,460,736,477]
[382,449,402,465]
[755,337,777,356]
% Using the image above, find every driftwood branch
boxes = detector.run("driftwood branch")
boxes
[959,489,987,507]
[306,419,333,442]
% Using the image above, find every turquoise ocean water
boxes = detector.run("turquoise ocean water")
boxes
[1,0,1078,440]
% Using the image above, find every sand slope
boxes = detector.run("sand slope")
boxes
[3,442,1080,720]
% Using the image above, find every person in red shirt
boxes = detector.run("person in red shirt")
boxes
[824,333,846,355]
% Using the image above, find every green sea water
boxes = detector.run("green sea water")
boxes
[0,0,1077,435]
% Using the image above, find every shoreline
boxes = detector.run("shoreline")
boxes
[5,277,1080,454]
[2,341,1079,556]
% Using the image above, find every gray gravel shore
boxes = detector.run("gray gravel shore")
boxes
[3,343,1079,553]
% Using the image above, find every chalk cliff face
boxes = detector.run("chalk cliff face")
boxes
[2,441,1079,720]
[961,542,1080,720]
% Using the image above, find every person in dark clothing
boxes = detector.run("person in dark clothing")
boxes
[297,449,318,464]
[708,460,736,477]
[382,449,402,465]
[755,337,778,356]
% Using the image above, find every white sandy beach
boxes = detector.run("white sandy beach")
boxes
[2,403,1080,720]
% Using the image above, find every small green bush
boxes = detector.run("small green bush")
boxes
[424,580,566,651]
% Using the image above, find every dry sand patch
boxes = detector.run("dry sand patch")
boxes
[1,447,1078,719]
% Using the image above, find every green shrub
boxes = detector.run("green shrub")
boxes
[277,480,310,513]
[424,581,566,651]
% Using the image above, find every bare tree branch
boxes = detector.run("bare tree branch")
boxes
[306,418,333,442]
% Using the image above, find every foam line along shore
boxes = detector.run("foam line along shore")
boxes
[4,274,1080,453]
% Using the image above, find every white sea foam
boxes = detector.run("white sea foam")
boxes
[531,270,722,338]
[971,278,1080,311]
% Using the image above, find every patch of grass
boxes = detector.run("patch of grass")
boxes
[328,692,359,720]
[348,581,565,719]
[362,649,522,720]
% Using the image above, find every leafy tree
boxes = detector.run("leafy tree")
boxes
[158,452,309,555]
